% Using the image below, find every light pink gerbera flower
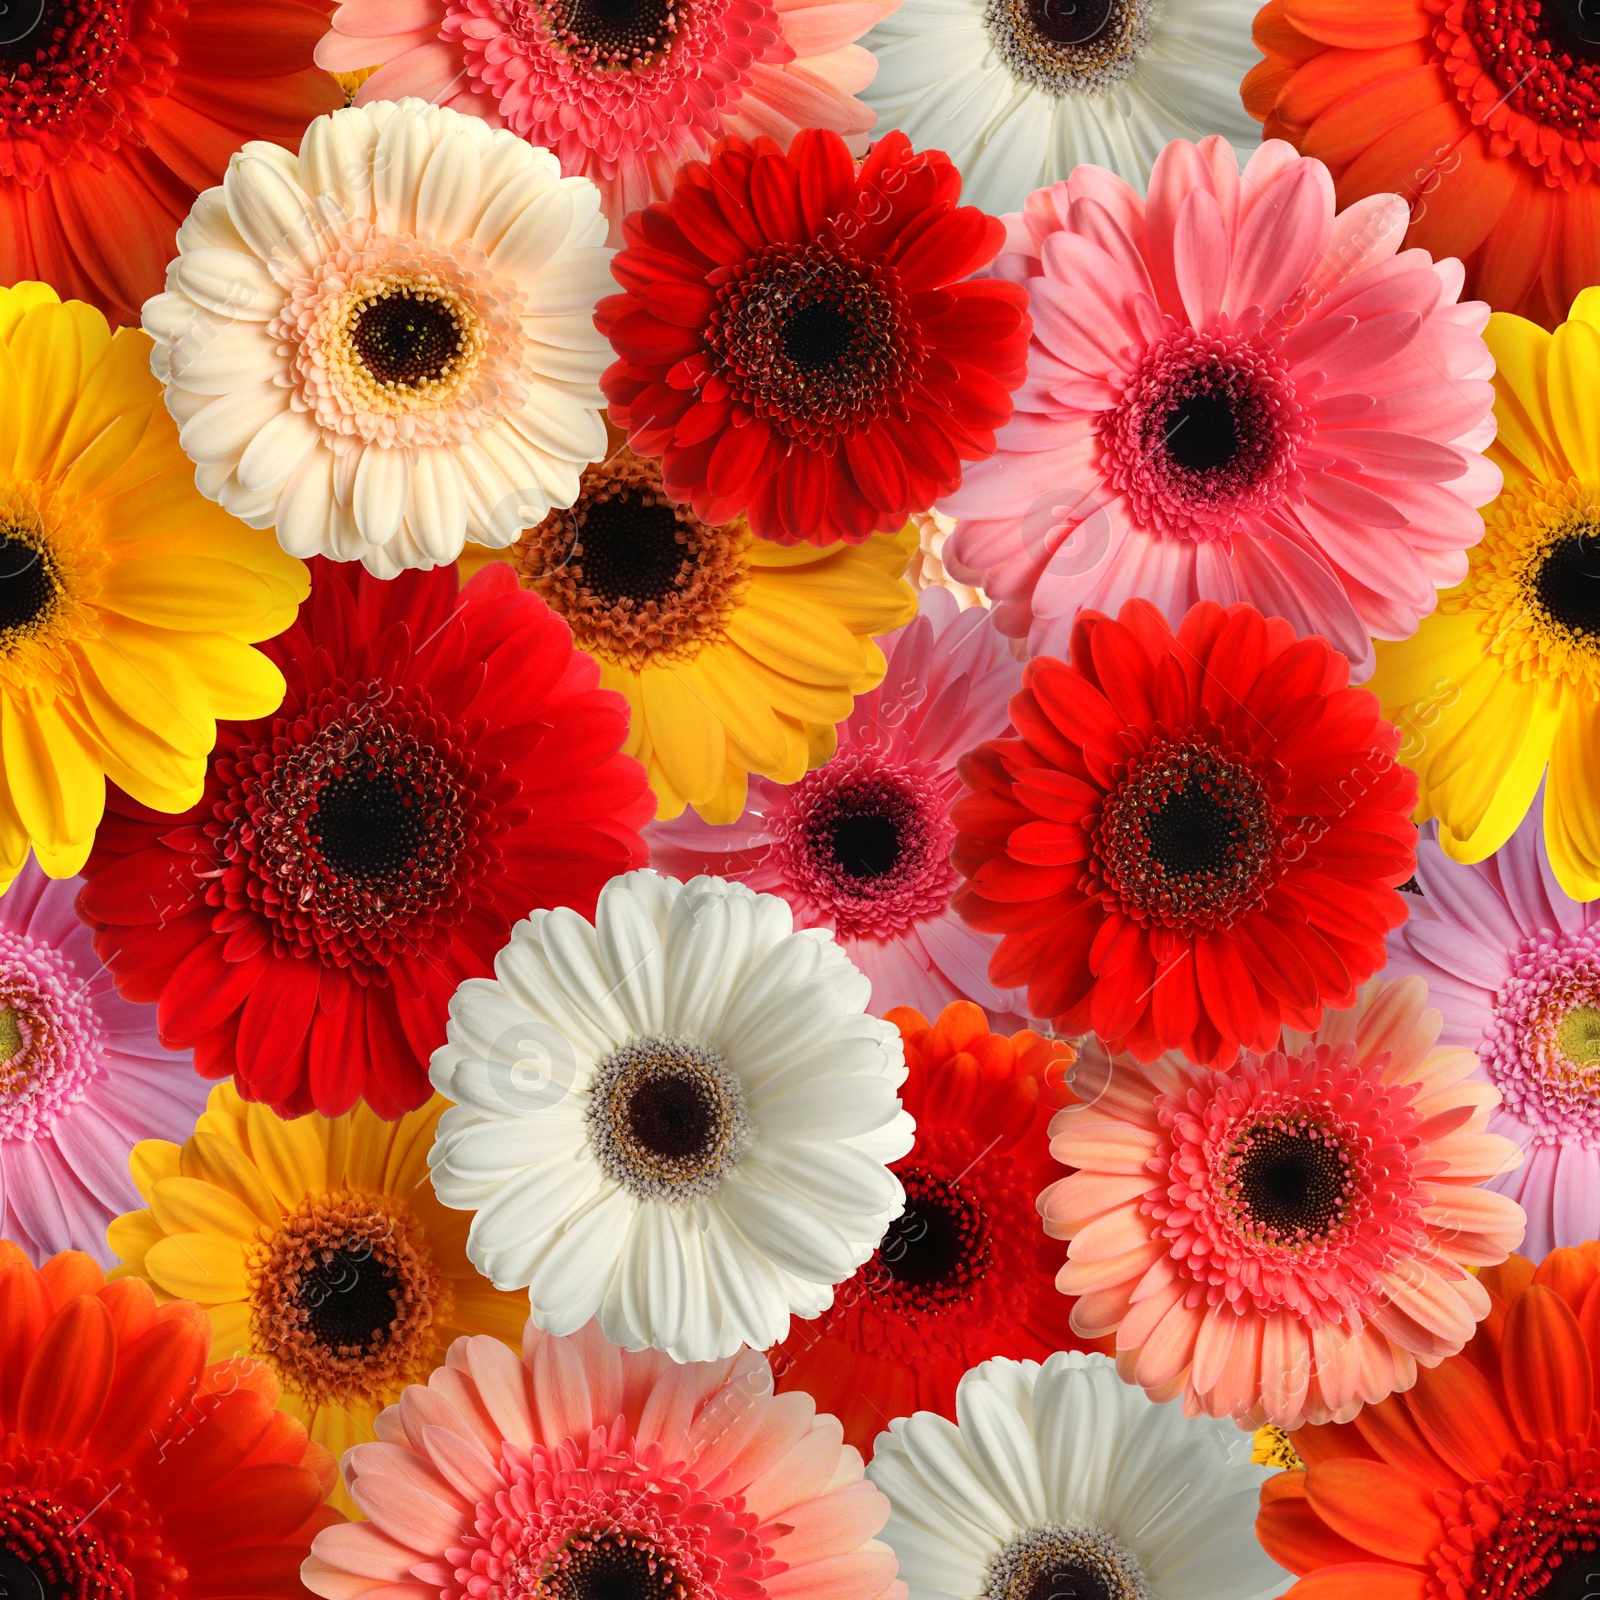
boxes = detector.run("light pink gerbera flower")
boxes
[1039,975,1526,1430]
[649,588,1026,1023]
[1386,797,1600,1262]
[942,136,1504,681]
[313,0,896,234]
[0,860,207,1264]
[301,1319,906,1600]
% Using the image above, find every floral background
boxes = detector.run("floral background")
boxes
[0,0,1598,1595]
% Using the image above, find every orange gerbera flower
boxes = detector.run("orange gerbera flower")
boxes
[1243,0,1600,326]
[0,1242,341,1597]
[1257,1243,1600,1598]
[0,0,340,326]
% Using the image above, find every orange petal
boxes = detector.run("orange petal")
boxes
[1350,1393,1460,1487]
[1305,1460,1446,1563]
[1472,176,1554,321]
[39,1249,107,1308]
[1532,1244,1597,1312]
[95,1315,210,1468]
[1283,0,1431,48]
[1502,1284,1593,1445]
[1407,1355,1520,1481]
[1296,1417,1381,1468]
[0,1261,52,1432]
[1259,1495,1374,1576]
[19,1295,116,1452]
[1289,1567,1428,1600]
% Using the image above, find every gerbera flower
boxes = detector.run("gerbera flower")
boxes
[0,859,206,1264]
[0,282,306,892]
[0,1243,341,1596]
[941,137,1502,680]
[0,0,338,328]
[768,1001,1086,1456]
[302,1318,905,1600]
[861,0,1262,216]
[1041,976,1527,1428]
[867,1352,1290,1600]
[107,1079,527,1519]
[598,129,1032,549]
[143,98,616,577]
[1257,1244,1600,1599]
[952,598,1418,1066]
[314,0,898,234]
[1244,0,1600,326]
[1385,801,1600,1259]
[428,869,913,1363]
[651,589,1025,1018]
[460,444,918,822]
[1374,289,1600,900]
[77,558,651,1121]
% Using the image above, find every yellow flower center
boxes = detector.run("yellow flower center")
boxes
[0,483,104,699]
[1557,1003,1600,1068]
[0,1007,21,1064]
[1251,1423,1304,1470]
[246,1188,449,1409]
[510,450,752,668]
[1448,477,1600,695]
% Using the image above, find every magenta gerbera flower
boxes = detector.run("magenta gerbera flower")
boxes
[314,0,897,233]
[649,588,1025,1021]
[1386,796,1600,1260]
[0,860,206,1264]
[942,136,1504,680]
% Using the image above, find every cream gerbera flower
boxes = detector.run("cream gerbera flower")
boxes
[144,99,614,577]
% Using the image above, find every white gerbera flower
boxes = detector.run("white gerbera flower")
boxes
[862,0,1261,213]
[427,869,914,1363]
[868,1353,1291,1600]
[143,98,613,577]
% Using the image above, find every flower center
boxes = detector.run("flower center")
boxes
[248,1190,447,1408]
[0,1486,137,1600]
[218,685,489,969]
[542,0,686,69]
[1093,736,1281,932]
[1220,1117,1356,1244]
[510,453,751,669]
[1529,523,1600,640]
[983,0,1155,94]
[984,1525,1152,1600]
[707,243,917,445]
[350,290,471,389]
[0,531,59,650]
[1445,0,1600,149]
[871,1168,990,1309]
[540,1529,695,1600]
[586,1036,752,1203]
[0,931,103,1142]
[767,749,959,941]
[1484,927,1600,1147]
[1101,327,1306,542]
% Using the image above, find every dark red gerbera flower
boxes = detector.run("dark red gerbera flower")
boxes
[952,600,1418,1068]
[77,558,652,1120]
[596,128,1031,547]
[769,1001,1097,1456]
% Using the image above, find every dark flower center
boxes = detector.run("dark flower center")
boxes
[984,0,1153,96]
[1540,0,1600,62]
[986,1526,1150,1600]
[0,531,58,649]
[1023,0,1116,47]
[574,494,691,608]
[351,291,467,387]
[1455,0,1600,135]
[0,1488,138,1600]
[543,0,683,67]
[1531,530,1600,640]
[873,1168,990,1307]
[543,1531,693,1600]
[709,242,914,444]
[1226,1121,1355,1244]
[587,1037,751,1203]
[313,773,429,881]
[1443,1471,1600,1600]
[0,0,149,147]
[1543,1552,1600,1600]
[1094,737,1280,931]
[299,1243,403,1356]
[829,811,903,878]
[1163,392,1239,473]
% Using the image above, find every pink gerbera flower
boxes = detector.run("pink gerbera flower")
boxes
[1386,796,1600,1262]
[300,1319,906,1600]
[313,0,896,233]
[942,136,1504,680]
[1040,975,1527,1429]
[649,589,1026,1022]
[0,860,207,1264]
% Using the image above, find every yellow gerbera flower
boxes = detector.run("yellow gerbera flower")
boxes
[1373,286,1600,900]
[0,282,305,890]
[108,1081,525,1516]
[460,443,918,822]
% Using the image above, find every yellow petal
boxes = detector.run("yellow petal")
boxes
[342,1102,401,1194]
[206,1300,256,1363]
[149,1175,262,1240]
[9,299,112,478]
[99,557,297,633]
[129,1138,183,1198]
[144,1233,250,1303]
[765,559,917,634]
[106,1208,166,1273]
[57,330,160,494]
[1546,315,1600,484]
[1545,692,1600,900]
[728,589,870,683]
[0,693,104,856]
[0,282,60,341]
[675,653,786,773]
[382,1098,446,1199]
[181,1131,284,1227]
[1487,312,1561,484]
[640,666,726,806]
[246,1103,331,1209]
[690,763,749,826]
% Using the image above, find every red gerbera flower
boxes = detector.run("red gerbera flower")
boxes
[0,1242,341,1598]
[596,128,1032,547]
[0,0,339,327]
[77,558,652,1120]
[952,600,1418,1068]
[769,1001,1096,1456]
